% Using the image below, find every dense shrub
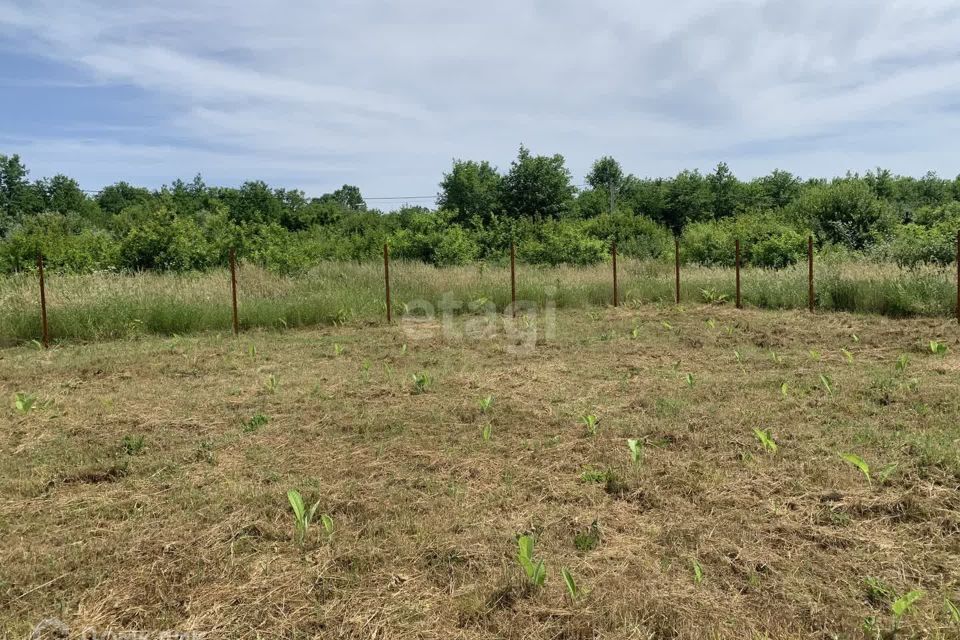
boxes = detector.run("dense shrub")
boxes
[388,210,478,265]
[681,220,734,266]
[870,203,960,267]
[788,181,893,250]
[433,226,480,266]
[875,224,955,267]
[583,212,671,260]
[749,229,807,269]
[518,219,607,265]
[681,212,807,268]
[118,208,217,271]
[0,225,119,272]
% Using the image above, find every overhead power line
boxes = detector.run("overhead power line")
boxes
[79,187,439,201]
[78,182,597,201]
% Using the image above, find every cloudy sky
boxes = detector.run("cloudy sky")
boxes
[1,0,959,206]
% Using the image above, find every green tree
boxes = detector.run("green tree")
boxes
[319,185,366,211]
[218,181,284,226]
[706,162,739,218]
[759,169,801,208]
[663,170,710,234]
[437,159,501,224]
[915,170,951,207]
[97,182,153,217]
[621,177,667,222]
[585,156,624,191]
[164,175,211,217]
[0,154,43,231]
[791,180,892,249]
[864,167,894,200]
[585,156,625,214]
[36,175,94,217]
[500,145,575,219]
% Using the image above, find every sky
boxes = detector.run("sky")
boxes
[1,0,959,207]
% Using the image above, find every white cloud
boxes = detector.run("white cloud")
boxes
[1,0,959,201]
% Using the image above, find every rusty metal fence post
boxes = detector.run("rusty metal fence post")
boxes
[612,240,618,307]
[510,241,517,318]
[808,235,814,313]
[674,236,681,304]
[383,243,392,323]
[36,252,49,348]
[735,238,742,310]
[229,248,239,336]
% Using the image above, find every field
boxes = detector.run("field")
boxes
[2,302,959,639]
[1,258,958,346]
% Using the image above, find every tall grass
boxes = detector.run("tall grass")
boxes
[0,259,956,345]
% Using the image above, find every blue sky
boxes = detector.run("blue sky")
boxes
[1,0,959,206]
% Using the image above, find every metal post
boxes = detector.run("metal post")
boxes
[383,243,392,323]
[674,236,681,305]
[735,238,742,310]
[229,248,239,336]
[510,241,517,318]
[36,252,49,348]
[612,240,619,307]
[808,235,814,313]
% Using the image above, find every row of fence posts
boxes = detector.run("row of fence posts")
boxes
[27,232,960,346]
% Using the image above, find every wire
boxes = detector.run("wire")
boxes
[79,188,440,201]
[79,183,598,200]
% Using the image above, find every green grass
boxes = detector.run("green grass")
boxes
[0,258,956,345]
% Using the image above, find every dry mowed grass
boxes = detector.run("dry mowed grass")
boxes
[1,305,959,639]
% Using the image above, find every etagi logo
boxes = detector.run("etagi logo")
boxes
[398,288,557,353]
[30,618,205,639]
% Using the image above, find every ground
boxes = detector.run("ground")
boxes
[1,304,959,639]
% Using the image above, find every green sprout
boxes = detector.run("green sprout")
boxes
[481,423,493,442]
[561,567,581,601]
[892,589,923,632]
[411,372,432,394]
[840,453,871,485]
[14,392,36,414]
[752,428,778,454]
[516,535,546,587]
[627,438,644,466]
[819,374,834,396]
[478,395,493,413]
[929,340,948,357]
[581,414,599,436]
[691,559,704,585]
[287,489,321,546]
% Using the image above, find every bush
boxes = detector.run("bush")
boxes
[749,228,806,268]
[875,223,956,267]
[244,224,313,274]
[910,201,960,227]
[0,226,119,273]
[681,212,806,268]
[387,210,478,266]
[0,212,120,273]
[117,208,217,271]
[517,220,607,265]
[788,180,893,250]
[583,212,671,260]
[433,226,480,266]
[681,220,734,266]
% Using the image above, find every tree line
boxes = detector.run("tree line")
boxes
[2,146,959,274]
